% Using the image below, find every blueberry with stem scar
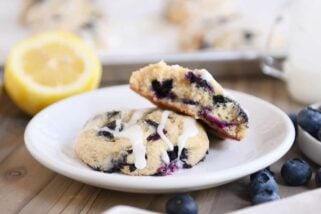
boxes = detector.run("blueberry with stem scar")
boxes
[249,171,279,197]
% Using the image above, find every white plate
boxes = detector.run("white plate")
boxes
[24,85,295,193]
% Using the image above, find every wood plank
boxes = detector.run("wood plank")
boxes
[0,93,29,163]
[0,144,55,213]
[60,185,100,213]
[20,175,74,214]
[88,190,156,213]
[194,189,220,214]
[145,193,168,213]
[48,181,85,213]
[207,181,250,213]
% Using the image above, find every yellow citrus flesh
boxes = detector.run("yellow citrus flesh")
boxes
[4,31,102,115]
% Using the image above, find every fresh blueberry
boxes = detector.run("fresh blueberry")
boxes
[297,107,321,139]
[281,159,312,186]
[165,194,198,214]
[251,190,280,205]
[250,168,274,181]
[249,171,279,197]
[315,168,321,187]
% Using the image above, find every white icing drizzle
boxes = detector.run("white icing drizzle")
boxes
[161,150,170,164]
[125,108,150,128]
[157,110,174,151]
[115,111,124,132]
[116,125,146,169]
[99,109,149,169]
[100,126,114,134]
[177,118,199,159]
[200,69,214,83]
[98,109,200,170]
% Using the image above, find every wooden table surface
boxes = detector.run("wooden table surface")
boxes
[0,68,315,214]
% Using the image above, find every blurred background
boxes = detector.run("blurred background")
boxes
[10,0,321,118]
[3,0,321,106]
[0,0,289,66]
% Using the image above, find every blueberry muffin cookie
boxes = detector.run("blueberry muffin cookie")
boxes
[20,0,107,49]
[166,0,236,25]
[75,108,209,176]
[180,18,261,51]
[166,0,262,51]
[129,62,248,140]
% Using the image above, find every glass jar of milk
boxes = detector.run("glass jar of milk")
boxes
[262,0,321,104]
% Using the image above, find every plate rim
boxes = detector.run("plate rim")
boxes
[24,85,295,193]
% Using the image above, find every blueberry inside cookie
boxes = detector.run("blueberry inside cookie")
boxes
[129,61,248,140]
[75,108,209,176]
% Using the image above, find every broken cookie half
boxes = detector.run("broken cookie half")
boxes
[129,61,248,140]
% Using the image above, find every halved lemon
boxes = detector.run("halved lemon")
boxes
[4,31,102,115]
